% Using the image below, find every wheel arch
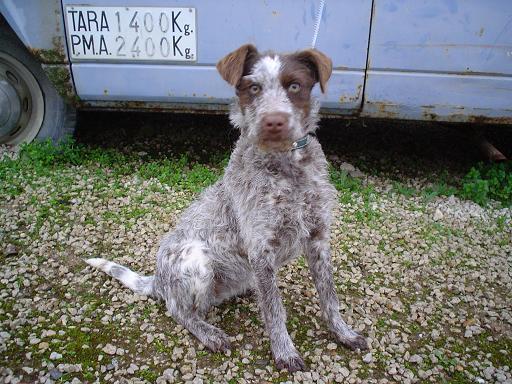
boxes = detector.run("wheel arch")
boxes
[0,7,79,107]
[0,12,77,145]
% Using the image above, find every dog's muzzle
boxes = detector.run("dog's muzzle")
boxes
[259,112,290,143]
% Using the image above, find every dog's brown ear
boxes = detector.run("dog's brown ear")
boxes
[295,49,332,93]
[217,44,259,87]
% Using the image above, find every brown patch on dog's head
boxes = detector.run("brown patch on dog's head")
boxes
[216,44,260,87]
[279,55,319,118]
[236,76,260,109]
[287,49,332,93]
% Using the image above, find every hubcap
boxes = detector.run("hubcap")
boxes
[0,52,44,145]
[0,78,22,137]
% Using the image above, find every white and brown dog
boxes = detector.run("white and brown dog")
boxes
[87,44,368,372]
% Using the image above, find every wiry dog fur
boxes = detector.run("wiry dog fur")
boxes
[86,44,368,372]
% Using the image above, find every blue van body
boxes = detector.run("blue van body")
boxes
[1,0,511,123]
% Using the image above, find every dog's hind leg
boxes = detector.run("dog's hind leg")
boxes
[165,297,231,352]
[155,240,231,352]
[305,239,369,351]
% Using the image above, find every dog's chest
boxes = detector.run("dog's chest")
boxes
[230,151,334,264]
[268,176,328,265]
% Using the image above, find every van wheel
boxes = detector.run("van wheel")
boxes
[0,20,76,145]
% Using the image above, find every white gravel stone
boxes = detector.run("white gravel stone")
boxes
[363,353,373,363]
[102,344,117,355]
[408,354,423,364]
[49,352,62,360]
[339,367,350,378]
[433,208,444,221]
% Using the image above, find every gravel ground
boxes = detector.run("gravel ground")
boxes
[1,113,511,384]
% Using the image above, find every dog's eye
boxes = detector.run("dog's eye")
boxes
[288,83,301,93]
[249,84,261,95]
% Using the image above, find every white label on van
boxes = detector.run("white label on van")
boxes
[65,6,197,62]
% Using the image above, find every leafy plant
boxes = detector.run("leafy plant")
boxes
[459,162,512,206]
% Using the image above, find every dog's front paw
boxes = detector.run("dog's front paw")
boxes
[201,328,232,353]
[339,333,369,351]
[275,354,306,372]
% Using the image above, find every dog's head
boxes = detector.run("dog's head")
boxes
[217,45,332,152]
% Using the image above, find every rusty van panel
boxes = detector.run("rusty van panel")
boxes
[362,0,512,124]
[0,0,68,64]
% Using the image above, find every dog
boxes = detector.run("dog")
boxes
[86,44,368,372]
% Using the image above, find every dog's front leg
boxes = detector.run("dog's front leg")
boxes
[305,239,369,350]
[249,249,306,372]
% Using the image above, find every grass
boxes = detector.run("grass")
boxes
[138,156,220,193]
[330,158,511,208]
[329,166,366,204]
[0,138,225,202]
[3,139,511,207]
[329,167,382,222]
[137,368,159,382]
[422,182,458,202]
[392,181,417,198]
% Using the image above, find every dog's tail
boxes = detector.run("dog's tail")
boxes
[85,258,154,296]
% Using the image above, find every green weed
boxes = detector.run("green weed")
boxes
[459,162,512,206]
[137,368,159,382]
[422,183,457,201]
[392,181,417,197]
[329,167,364,204]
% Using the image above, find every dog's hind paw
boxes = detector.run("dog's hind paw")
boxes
[340,334,369,351]
[275,354,306,372]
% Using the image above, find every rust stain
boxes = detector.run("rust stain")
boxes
[339,84,363,104]
[116,101,147,109]
[420,105,512,124]
[370,101,399,119]
[41,64,80,106]
[423,112,438,120]
[81,100,231,114]
[27,36,67,64]
[27,1,67,64]
[365,102,512,124]
[467,115,512,125]
[320,109,359,118]
[421,105,437,120]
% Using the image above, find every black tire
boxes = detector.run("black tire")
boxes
[0,17,76,145]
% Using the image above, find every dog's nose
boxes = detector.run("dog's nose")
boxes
[261,112,290,135]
